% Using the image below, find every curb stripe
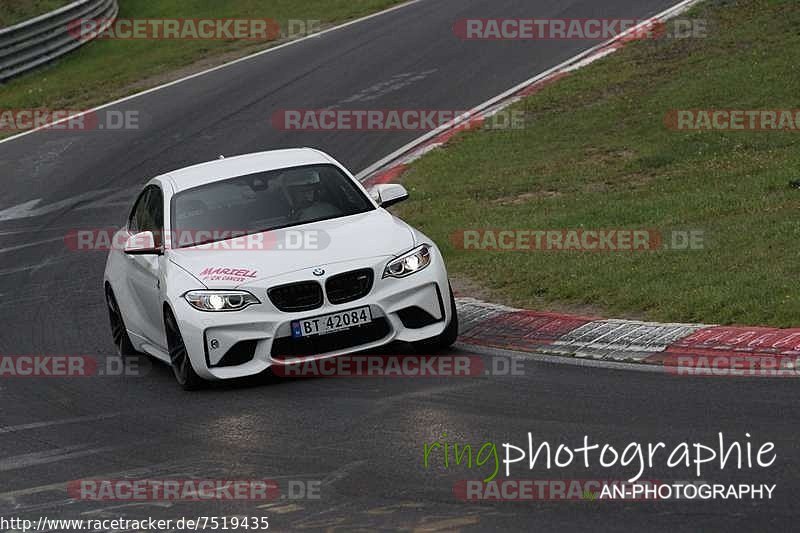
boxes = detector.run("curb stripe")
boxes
[456,298,799,372]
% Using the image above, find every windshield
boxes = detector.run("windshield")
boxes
[170,164,374,248]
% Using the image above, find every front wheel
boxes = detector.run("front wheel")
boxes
[414,283,459,352]
[106,287,137,356]
[164,308,206,391]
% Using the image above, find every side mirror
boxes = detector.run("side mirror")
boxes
[370,184,409,209]
[124,231,162,255]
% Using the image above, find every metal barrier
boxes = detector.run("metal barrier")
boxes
[0,0,119,82]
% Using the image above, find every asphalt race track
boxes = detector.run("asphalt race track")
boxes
[0,0,797,530]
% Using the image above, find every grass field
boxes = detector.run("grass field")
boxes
[0,0,72,28]
[396,0,800,327]
[0,0,401,114]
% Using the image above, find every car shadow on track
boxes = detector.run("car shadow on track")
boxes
[140,339,445,392]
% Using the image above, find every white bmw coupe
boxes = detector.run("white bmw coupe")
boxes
[104,148,458,389]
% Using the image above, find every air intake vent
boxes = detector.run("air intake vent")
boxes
[397,306,441,329]
[326,268,374,305]
[268,281,323,312]
[214,340,258,367]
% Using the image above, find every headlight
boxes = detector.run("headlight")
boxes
[383,245,432,278]
[184,290,260,312]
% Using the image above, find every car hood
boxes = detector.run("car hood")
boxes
[168,209,416,289]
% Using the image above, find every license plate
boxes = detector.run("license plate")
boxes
[291,306,373,338]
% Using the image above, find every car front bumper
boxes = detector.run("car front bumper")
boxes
[171,250,453,380]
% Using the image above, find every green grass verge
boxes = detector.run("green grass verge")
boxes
[0,0,72,28]
[396,0,800,327]
[0,0,402,112]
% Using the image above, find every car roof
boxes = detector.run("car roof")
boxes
[154,148,338,194]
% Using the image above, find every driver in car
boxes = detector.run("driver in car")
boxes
[282,169,340,221]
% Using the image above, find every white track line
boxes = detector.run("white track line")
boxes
[0,413,121,434]
[0,444,117,472]
[0,0,422,146]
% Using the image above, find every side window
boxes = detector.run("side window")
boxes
[324,168,360,209]
[145,187,164,247]
[145,187,164,232]
[128,186,164,235]
[128,189,151,234]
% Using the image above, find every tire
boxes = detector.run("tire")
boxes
[164,308,206,391]
[414,283,459,352]
[106,286,138,356]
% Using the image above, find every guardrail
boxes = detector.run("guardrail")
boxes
[0,0,118,82]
